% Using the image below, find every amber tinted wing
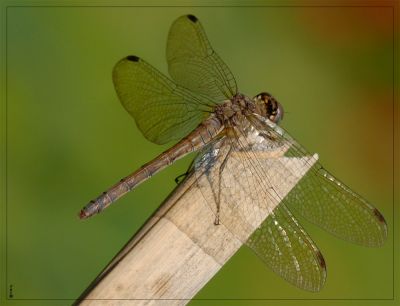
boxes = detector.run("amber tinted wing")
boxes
[193,126,326,291]
[167,15,238,102]
[247,203,326,291]
[248,114,387,247]
[113,56,215,145]
[284,159,388,247]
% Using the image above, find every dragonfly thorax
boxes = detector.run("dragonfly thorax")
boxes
[215,93,255,125]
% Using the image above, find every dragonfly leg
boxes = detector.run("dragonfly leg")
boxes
[174,158,196,184]
[174,172,188,184]
[214,143,234,225]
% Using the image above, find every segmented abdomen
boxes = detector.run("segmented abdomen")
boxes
[79,116,222,219]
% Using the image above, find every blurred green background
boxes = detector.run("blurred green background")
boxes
[1,2,396,306]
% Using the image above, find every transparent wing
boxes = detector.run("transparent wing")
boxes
[248,114,388,247]
[113,55,215,145]
[193,121,326,291]
[247,203,326,292]
[166,14,238,102]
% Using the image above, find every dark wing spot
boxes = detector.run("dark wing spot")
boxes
[126,55,140,62]
[187,15,198,23]
[316,250,326,269]
[373,208,386,224]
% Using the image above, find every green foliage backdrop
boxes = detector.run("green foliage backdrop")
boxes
[1,3,395,306]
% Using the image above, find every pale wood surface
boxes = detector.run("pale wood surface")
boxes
[77,153,318,306]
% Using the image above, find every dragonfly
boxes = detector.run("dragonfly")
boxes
[79,14,387,292]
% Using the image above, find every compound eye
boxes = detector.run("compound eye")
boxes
[265,99,275,114]
[256,92,272,102]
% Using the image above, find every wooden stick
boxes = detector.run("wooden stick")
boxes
[75,153,318,306]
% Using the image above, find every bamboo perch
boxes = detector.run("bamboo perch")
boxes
[75,152,318,306]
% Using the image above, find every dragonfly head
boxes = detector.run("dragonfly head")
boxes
[253,92,284,123]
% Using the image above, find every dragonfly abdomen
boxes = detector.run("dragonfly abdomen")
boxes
[79,116,222,219]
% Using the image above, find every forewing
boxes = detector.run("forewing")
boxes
[193,121,325,291]
[113,56,214,145]
[167,15,238,102]
[248,114,388,247]
[284,160,388,247]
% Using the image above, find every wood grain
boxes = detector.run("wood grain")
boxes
[76,153,318,306]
